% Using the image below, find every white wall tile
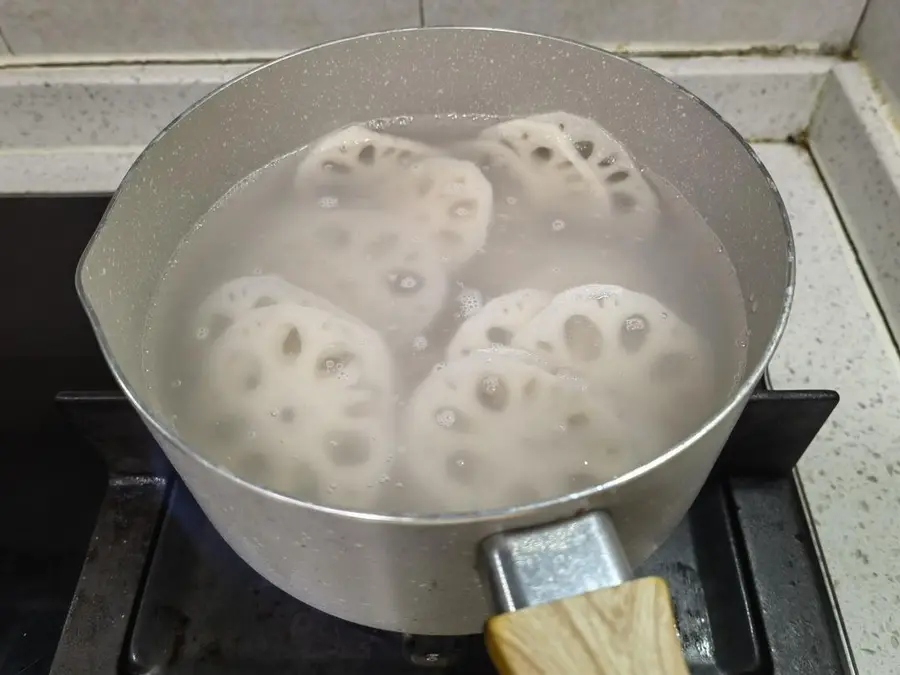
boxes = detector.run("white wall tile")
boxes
[809,63,900,345]
[423,0,866,52]
[856,0,900,111]
[0,0,420,55]
[639,56,833,140]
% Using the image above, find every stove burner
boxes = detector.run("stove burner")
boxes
[32,384,849,675]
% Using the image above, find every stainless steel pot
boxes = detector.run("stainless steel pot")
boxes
[77,27,793,672]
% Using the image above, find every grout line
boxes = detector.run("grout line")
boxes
[418,0,425,27]
[0,53,282,70]
[0,24,13,55]
[848,0,872,51]
[0,47,851,71]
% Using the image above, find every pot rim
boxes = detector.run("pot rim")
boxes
[76,26,796,527]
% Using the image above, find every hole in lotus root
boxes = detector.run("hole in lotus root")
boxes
[434,406,470,432]
[606,170,630,184]
[620,314,649,353]
[322,161,352,174]
[574,140,594,160]
[567,473,599,491]
[281,327,303,359]
[530,146,553,163]
[446,450,477,484]
[316,226,351,251]
[357,144,375,165]
[387,270,425,296]
[566,412,590,429]
[650,352,693,383]
[253,296,277,310]
[612,192,638,212]
[598,154,617,167]
[365,232,399,258]
[522,377,538,398]
[207,314,232,343]
[323,430,371,466]
[449,199,477,219]
[316,350,355,378]
[397,150,413,166]
[536,340,554,353]
[563,314,603,361]
[476,374,509,412]
[486,326,513,346]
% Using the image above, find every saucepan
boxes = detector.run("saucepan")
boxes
[77,27,793,673]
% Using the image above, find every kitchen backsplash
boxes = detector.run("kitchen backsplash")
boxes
[422,0,865,52]
[856,0,900,111]
[0,0,421,55]
[0,0,868,56]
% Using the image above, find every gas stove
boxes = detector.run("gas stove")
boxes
[0,196,853,675]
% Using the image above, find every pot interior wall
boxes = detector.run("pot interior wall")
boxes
[79,28,791,436]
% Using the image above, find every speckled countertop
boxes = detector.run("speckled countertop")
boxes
[1,56,898,674]
[757,143,900,671]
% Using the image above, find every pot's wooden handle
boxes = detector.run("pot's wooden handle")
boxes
[485,577,688,675]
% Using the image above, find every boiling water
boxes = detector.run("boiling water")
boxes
[141,114,748,514]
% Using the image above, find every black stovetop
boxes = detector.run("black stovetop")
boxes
[0,196,852,675]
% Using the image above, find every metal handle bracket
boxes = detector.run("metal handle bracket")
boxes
[480,511,633,614]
